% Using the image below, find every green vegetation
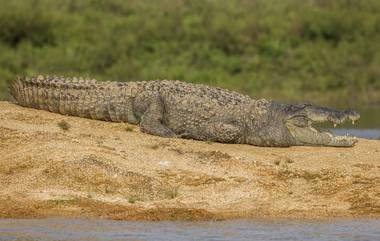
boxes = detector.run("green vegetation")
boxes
[125,126,134,132]
[128,196,139,204]
[1,0,380,107]
[165,185,179,199]
[57,120,70,131]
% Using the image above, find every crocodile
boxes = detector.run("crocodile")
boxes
[10,75,360,147]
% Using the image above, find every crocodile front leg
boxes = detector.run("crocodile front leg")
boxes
[136,92,176,138]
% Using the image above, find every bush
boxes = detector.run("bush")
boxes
[0,0,57,47]
[0,0,379,106]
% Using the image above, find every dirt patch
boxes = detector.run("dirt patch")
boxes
[0,101,379,220]
[0,197,215,221]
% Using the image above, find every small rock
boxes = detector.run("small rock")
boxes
[159,160,170,166]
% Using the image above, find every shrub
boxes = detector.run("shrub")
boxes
[0,0,57,47]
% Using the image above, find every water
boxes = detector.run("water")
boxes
[330,129,380,140]
[350,108,380,129]
[0,218,379,241]
[323,107,380,140]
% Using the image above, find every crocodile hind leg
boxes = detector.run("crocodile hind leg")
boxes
[179,117,242,143]
[137,93,176,138]
[203,122,241,143]
[204,112,246,143]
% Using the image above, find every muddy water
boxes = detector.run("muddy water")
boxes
[326,107,380,140]
[351,108,380,129]
[330,129,380,140]
[0,218,379,241]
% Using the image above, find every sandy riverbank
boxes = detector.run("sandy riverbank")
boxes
[0,101,379,220]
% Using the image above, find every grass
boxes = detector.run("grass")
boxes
[57,120,70,131]
[128,196,139,204]
[105,186,112,194]
[148,144,160,150]
[170,147,185,155]
[0,0,379,106]
[125,126,134,132]
[274,157,293,166]
[285,158,294,164]
[164,185,179,199]
[301,171,323,181]
[47,199,75,208]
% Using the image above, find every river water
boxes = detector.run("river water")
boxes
[0,218,379,241]
[319,107,380,140]
[330,128,380,140]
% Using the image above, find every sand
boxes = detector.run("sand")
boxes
[0,101,379,220]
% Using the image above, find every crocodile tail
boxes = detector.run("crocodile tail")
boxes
[11,75,57,110]
[10,75,138,123]
[11,75,95,117]
[10,76,32,107]
[9,76,19,103]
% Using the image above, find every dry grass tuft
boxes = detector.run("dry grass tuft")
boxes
[164,185,179,199]
[149,144,160,150]
[125,126,134,132]
[57,120,70,131]
[128,196,140,204]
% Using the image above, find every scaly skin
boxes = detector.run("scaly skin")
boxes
[10,75,360,147]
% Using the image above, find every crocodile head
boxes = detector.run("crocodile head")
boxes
[284,103,360,147]
[247,102,360,147]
